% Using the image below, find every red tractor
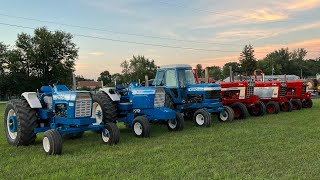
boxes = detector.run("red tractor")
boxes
[253,70,292,114]
[219,81,266,119]
[285,80,313,109]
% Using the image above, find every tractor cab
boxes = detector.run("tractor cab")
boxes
[154,64,230,126]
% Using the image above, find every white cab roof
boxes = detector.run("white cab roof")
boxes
[159,64,192,69]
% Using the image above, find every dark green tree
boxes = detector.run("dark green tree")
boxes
[207,66,222,80]
[239,44,257,75]
[195,64,203,78]
[222,62,240,78]
[15,27,78,87]
[97,70,112,86]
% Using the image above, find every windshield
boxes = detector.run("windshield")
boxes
[178,69,196,85]
[153,71,165,86]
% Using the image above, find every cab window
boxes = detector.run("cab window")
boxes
[165,70,178,87]
[153,71,165,86]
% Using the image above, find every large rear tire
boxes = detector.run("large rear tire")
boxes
[218,106,234,122]
[4,100,38,146]
[92,92,117,124]
[230,102,249,119]
[265,101,280,114]
[291,99,302,110]
[302,98,313,108]
[193,109,211,127]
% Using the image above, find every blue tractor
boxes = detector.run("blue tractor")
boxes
[153,64,234,126]
[4,82,120,155]
[92,83,184,137]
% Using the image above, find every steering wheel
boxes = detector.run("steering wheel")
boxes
[48,79,59,87]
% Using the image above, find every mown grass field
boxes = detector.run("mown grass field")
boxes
[0,100,320,179]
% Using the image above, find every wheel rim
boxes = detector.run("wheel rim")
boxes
[92,102,103,124]
[43,137,50,153]
[233,107,241,118]
[220,111,228,121]
[195,114,205,125]
[101,128,110,143]
[168,119,177,129]
[251,104,260,115]
[292,102,298,110]
[282,103,289,111]
[7,109,17,140]
[267,104,275,113]
[134,122,143,136]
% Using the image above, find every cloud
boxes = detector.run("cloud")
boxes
[192,39,320,68]
[286,0,320,11]
[88,51,105,56]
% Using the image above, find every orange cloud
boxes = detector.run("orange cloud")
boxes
[286,0,320,11]
[193,39,320,68]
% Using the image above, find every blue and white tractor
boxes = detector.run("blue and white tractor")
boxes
[4,82,120,155]
[152,64,234,127]
[92,83,184,137]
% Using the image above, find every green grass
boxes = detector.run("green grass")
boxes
[0,100,320,179]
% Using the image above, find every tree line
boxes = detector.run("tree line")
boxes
[1,27,319,100]
[195,45,320,80]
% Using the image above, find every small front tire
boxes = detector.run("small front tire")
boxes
[167,112,184,131]
[230,102,249,119]
[102,123,120,145]
[291,99,302,110]
[218,106,234,122]
[132,116,150,138]
[43,130,63,155]
[193,109,211,127]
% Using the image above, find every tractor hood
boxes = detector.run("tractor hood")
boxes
[185,83,221,91]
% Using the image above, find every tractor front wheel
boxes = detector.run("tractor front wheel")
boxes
[132,116,150,138]
[291,99,302,110]
[280,101,293,112]
[230,102,249,119]
[43,130,63,155]
[218,106,234,122]
[102,123,120,145]
[249,101,266,116]
[4,100,38,146]
[265,101,280,114]
[193,109,212,127]
[302,98,313,108]
[167,112,185,131]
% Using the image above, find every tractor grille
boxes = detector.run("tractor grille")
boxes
[75,93,92,117]
[205,90,221,99]
[247,86,254,98]
[279,87,286,97]
[280,81,287,97]
[154,88,165,108]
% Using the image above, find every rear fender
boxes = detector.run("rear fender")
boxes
[100,87,120,101]
[21,92,42,108]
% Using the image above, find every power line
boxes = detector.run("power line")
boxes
[0,13,241,46]
[0,22,319,54]
[0,22,240,52]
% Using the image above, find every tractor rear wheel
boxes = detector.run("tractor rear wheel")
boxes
[43,129,63,155]
[132,116,150,138]
[4,100,38,146]
[193,109,212,127]
[302,98,313,108]
[218,106,234,122]
[291,99,302,110]
[102,123,120,145]
[249,101,266,116]
[230,102,249,119]
[266,101,280,114]
[167,112,185,131]
[280,101,293,112]
[92,92,117,124]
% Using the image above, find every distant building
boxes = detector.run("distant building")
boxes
[77,81,102,90]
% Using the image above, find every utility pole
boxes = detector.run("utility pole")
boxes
[300,69,303,79]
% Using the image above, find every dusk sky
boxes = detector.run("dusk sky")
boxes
[1,0,320,79]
